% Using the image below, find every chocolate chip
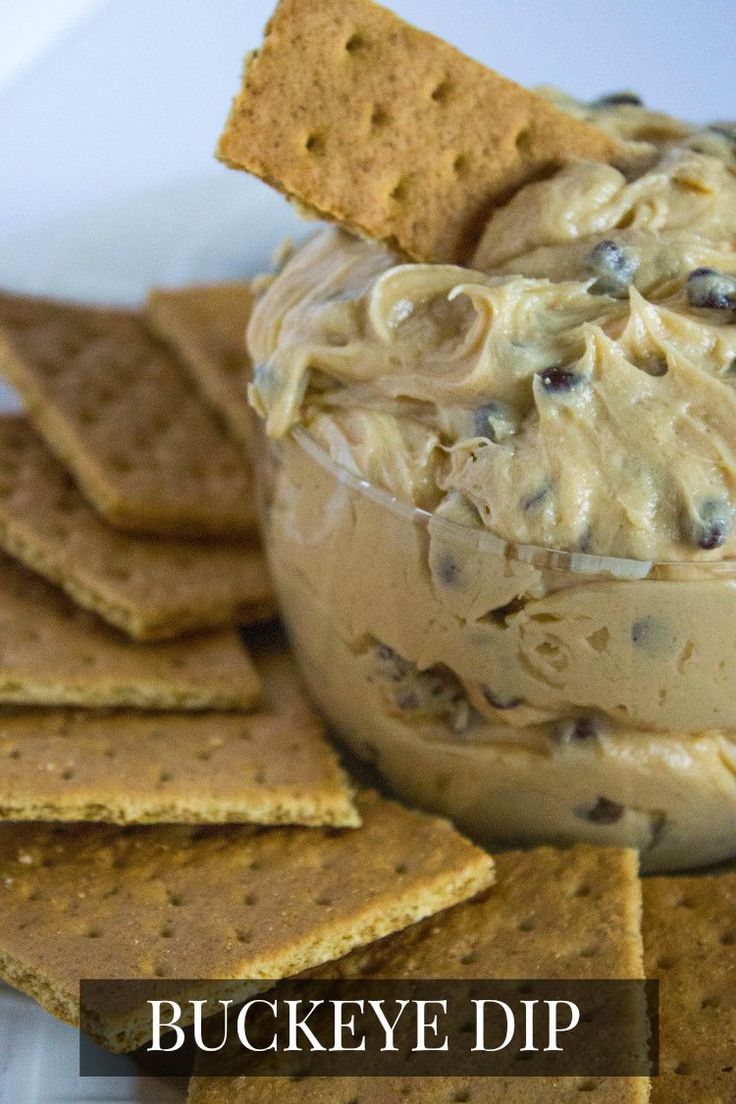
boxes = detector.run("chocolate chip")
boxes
[631,618,670,649]
[437,552,461,586]
[686,498,732,551]
[537,365,585,394]
[579,797,624,824]
[686,268,736,312]
[571,718,598,741]
[556,718,599,744]
[577,528,594,554]
[482,688,523,710]
[587,239,638,298]
[396,689,419,711]
[592,92,643,108]
[473,402,502,440]
[375,644,412,681]
[521,484,551,511]
[708,124,736,141]
[472,400,515,443]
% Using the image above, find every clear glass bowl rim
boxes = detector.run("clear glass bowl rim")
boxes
[288,426,736,583]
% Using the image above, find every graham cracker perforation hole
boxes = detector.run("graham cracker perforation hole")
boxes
[452,154,469,177]
[674,1062,690,1075]
[720,931,735,946]
[305,133,324,154]
[431,79,452,103]
[452,1092,471,1103]
[394,862,408,875]
[518,917,536,932]
[390,178,409,203]
[345,32,366,53]
[515,126,533,153]
[316,895,333,907]
[701,996,719,1009]
[656,955,675,970]
[167,891,184,907]
[371,105,388,128]
[577,1081,597,1092]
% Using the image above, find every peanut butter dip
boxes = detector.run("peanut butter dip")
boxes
[248,97,736,870]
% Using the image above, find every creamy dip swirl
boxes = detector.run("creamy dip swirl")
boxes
[249,99,736,561]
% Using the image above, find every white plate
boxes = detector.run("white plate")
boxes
[0,172,299,1104]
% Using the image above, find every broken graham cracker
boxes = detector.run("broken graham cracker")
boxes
[0,553,261,710]
[643,871,736,1103]
[217,0,623,265]
[0,290,256,538]
[0,647,357,827]
[0,790,494,1051]
[0,417,273,641]
[146,282,255,450]
[189,847,648,1104]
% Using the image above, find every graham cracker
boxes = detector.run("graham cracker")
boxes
[0,790,494,1050]
[189,846,647,1104]
[217,0,623,264]
[0,290,256,537]
[0,552,261,710]
[146,283,255,450]
[643,871,736,1103]
[0,417,273,640]
[0,646,357,828]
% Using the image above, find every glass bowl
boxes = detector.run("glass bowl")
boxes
[251,421,736,873]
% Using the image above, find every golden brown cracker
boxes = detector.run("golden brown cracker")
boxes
[217,0,622,264]
[189,847,647,1104]
[0,647,357,828]
[644,871,736,1103]
[0,417,272,640]
[0,552,261,709]
[146,283,255,450]
[0,790,494,1050]
[0,290,255,537]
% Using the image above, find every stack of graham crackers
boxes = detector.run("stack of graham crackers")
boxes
[0,2,732,1103]
[0,280,498,1067]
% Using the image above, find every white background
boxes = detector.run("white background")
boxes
[0,2,734,1101]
